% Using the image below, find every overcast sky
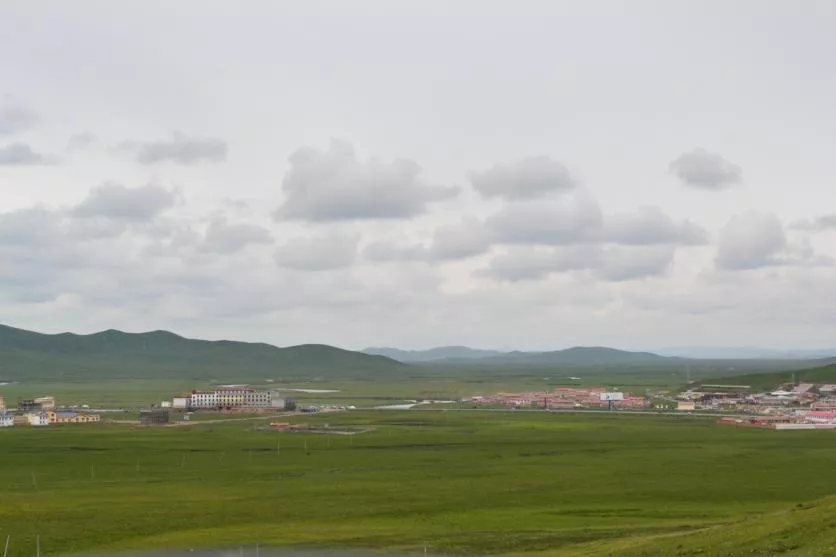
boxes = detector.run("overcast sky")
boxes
[2,0,836,350]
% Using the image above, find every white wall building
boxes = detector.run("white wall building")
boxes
[180,387,288,410]
[27,413,49,426]
[0,412,13,427]
[189,391,218,409]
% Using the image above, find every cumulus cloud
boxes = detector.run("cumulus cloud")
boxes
[790,214,836,232]
[429,217,492,260]
[274,139,459,222]
[714,211,815,270]
[67,131,97,151]
[0,143,57,165]
[482,244,675,282]
[470,156,575,199]
[73,183,178,221]
[602,206,708,245]
[669,148,741,190]
[121,132,227,164]
[485,192,603,245]
[0,102,37,135]
[274,232,359,271]
[201,218,274,253]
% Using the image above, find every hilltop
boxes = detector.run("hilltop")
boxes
[0,324,405,381]
[695,362,836,392]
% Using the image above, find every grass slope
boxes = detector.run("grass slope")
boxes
[696,362,836,392]
[2,411,836,556]
[0,324,405,381]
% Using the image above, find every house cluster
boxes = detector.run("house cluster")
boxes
[680,382,836,428]
[167,385,296,412]
[467,386,649,409]
[0,395,101,428]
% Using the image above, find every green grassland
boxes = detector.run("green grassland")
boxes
[695,363,836,393]
[2,411,836,557]
[0,363,777,411]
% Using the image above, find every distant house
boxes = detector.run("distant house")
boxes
[677,401,696,411]
[27,412,49,426]
[47,411,101,425]
[0,395,5,410]
[35,396,56,410]
[0,412,13,428]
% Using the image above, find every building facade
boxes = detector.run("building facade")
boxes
[179,387,291,411]
[47,411,101,424]
[0,412,13,427]
[27,413,49,426]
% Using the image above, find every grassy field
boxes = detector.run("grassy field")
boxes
[0,369,710,411]
[2,410,836,557]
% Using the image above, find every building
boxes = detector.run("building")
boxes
[189,391,218,409]
[34,397,56,411]
[47,411,101,425]
[677,401,696,411]
[139,407,170,426]
[0,412,13,427]
[0,395,5,410]
[26,412,49,426]
[178,387,292,411]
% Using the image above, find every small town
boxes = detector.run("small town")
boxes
[4,380,836,431]
[466,380,836,429]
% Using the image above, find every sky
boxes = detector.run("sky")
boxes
[1,0,836,351]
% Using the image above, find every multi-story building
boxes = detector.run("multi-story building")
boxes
[0,395,5,410]
[0,412,13,427]
[26,413,49,426]
[189,391,219,409]
[178,386,291,411]
[35,397,56,411]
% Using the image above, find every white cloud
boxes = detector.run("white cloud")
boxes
[121,132,227,165]
[470,156,575,199]
[73,183,178,221]
[275,139,459,222]
[0,143,57,165]
[669,148,741,190]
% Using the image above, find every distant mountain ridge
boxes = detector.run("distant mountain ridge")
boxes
[363,345,675,366]
[0,324,405,381]
[362,346,505,362]
[656,346,836,360]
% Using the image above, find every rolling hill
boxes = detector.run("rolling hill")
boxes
[362,345,505,362]
[0,324,405,381]
[479,346,678,366]
[695,362,836,392]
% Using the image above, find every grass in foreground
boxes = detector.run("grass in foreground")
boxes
[1,411,836,556]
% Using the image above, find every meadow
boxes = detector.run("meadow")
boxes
[2,410,836,557]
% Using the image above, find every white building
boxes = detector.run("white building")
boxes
[27,412,49,426]
[181,387,288,410]
[189,391,218,409]
[0,412,13,427]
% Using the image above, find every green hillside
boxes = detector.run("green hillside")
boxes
[0,324,405,381]
[695,362,836,392]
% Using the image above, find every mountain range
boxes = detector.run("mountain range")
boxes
[3,322,834,382]
[0,324,404,381]
[364,345,836,364]
[364,345,676,366]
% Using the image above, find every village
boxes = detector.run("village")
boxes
[466,381,836,429]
